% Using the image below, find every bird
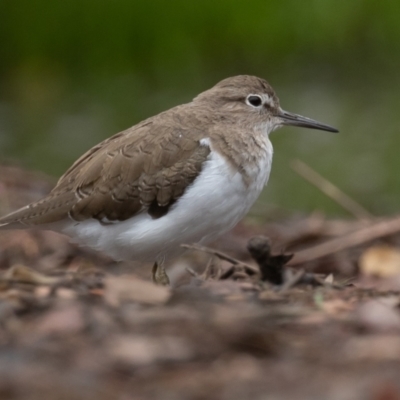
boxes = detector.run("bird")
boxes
[0,75,338,284]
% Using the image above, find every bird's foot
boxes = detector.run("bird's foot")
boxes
[151,261,170,286]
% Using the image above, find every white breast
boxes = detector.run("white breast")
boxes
[59,138,273,262]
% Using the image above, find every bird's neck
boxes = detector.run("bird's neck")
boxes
[210,124,273,187]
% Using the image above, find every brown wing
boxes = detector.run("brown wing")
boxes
[0,118,211,227]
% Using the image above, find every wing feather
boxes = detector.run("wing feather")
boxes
[0,115,211,228]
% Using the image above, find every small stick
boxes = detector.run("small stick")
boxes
[279,269,305,292]
[289,215,400,266]
[181,243,258,273]
[185,267,198,277]
[201,258,214,280]
[291,159,373,220]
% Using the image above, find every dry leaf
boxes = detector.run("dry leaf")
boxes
[108,335,194,367]
[359,245,400,278]
[324,273,334,284]
[34,304,85,336]
[104,275,171,306]
[321,298,354,315]
[1,265,62,285]
[344,335,400,362]
[355,299,400,332]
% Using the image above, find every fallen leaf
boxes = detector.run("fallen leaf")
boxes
[344,335,400,362]
[108,335,194,367]
[1,265,62,285]
[359,245,400,278]
[355,299,400,332]
[34,304,85,336]
[324,273,334,284]
[104,275,171,306]
[321,298,354,315]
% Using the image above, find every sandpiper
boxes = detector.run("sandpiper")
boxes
[0,75,338,284]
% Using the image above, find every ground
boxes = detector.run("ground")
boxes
[0,164,400,400]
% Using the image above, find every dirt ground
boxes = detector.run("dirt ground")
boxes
[1,164,400,400]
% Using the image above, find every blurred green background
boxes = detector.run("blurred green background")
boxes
[0,0,399,217]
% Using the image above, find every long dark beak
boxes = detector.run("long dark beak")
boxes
[277,109,338,133]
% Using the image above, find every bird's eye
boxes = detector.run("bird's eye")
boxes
[246,95,263,108]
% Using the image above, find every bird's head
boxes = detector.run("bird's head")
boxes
[194,75,338,135]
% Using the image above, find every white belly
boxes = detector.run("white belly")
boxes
[59,141,273,262]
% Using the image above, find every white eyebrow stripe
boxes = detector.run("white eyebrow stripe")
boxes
[263,94,274,106]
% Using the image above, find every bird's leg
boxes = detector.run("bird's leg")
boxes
[151,258,170,286]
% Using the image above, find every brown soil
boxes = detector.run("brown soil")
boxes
[0,164,399,400]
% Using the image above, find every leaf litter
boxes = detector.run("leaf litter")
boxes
[0,164,400,399]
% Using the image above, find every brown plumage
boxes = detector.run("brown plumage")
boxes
[0,75,337,281]
[0,118,213,226]
[0,75,280,228]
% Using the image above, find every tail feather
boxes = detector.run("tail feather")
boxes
[0,191,77,229]
[0,205,32,229]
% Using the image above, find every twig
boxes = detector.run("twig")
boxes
[205,258,224,280]
[185,267,198,278]
[181,243,258,273]
[289,215,400,266]
[311,274,343,290]
[279,269,305,292]
[291,159,373,220]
